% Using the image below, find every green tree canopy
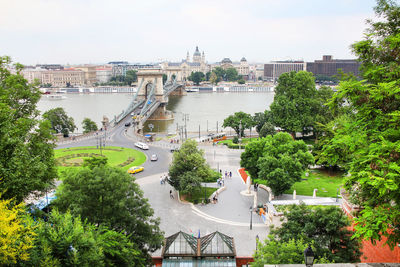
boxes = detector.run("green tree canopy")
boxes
[320,0,400,248]
[241,132,313,195]
[168,140,215,195]
[212,67,225,80]
[25,210,145,267]
[272,204,362,263]
[269,71,318,136]
[209,72,220,85]
[53,162,163,259]
[253,111,272,134]
[225,67,239,81]
[259,122,276,138]
[43,107,76,136]
[188,71,205,85]
[82,118,98,134]
[0,56,57,202]
[125,70,137,85]
[253,236,312,266]
[223,111,253,137]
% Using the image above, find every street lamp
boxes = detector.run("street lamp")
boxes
[304,245,315,267]
[249,205,253,230]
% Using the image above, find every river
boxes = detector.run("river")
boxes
[37,92,275,133]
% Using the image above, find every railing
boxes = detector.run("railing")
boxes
[112,79,145,125]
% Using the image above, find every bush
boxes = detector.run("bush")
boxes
[232,136,239,144]
[227,143,246,149]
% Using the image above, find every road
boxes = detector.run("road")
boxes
[56,119,270,256]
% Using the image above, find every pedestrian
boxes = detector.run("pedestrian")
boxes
[222,178,225,186]
[160,176,163,185]
[219,169,222,175]
[229,171,232,178]
[225,171,227,179]
[170,190,174,199]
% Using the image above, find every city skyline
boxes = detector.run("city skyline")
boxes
[1,0,377,65]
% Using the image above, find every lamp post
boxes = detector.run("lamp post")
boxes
[249,205,253,230]
[239,120,242,150]
[304,245,315,267]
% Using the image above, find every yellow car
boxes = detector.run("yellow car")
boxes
[128,166,144,174]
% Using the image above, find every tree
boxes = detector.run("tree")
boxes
[188,71,205,85]
[259,122,275,138]
[209,72,220,85]
[253,236,311,266]
[125,70,137,85]
[205,71,211,81]
[269,71,318,137]
[253,111,271,134]
[168,140,215,195]
[241,132,313,195]
[0,197,35,265]
[0,56,57,202]
[225,67,239,81]
[25,210,145,267]
[238,78,245,84]
[223,111,253,137]
[321,0,400,248]
[53,160,163,260]
[43,107,76,137]
[272,204,362,263]
[82,118,98,134]
[212,67,225,80]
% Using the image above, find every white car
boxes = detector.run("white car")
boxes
[134,142,149,150]
[150,154,158,161]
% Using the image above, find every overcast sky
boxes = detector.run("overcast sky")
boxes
[1,0,377,65]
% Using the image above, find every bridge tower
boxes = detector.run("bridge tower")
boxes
[137,69,166,103]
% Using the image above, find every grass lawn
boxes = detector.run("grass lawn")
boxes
[54,146,147,174]
[284,168,344,198]
[181,187,217,204]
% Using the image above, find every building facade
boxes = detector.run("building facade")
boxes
[264,61,306,81]
[306,55,361,77]
[161,46,210,81]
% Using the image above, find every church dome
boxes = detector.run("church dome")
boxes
[193,46,201,56]
[240,57,247,62]
[221,58,232,64]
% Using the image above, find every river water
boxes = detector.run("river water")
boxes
[37,92,275,133]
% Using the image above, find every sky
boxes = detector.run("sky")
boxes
[0,0,378,65]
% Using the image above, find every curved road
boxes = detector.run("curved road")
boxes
[56,119,270,256]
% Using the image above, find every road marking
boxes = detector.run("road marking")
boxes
[191,205,267,227]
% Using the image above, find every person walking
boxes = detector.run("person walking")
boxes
[229,171,232,178]
[170,190,174,199]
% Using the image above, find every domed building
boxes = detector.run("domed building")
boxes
[238,57,249,76]
[220,58,233,70]
[161,46,209,81]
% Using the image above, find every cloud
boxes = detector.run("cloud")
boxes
[0,0,376,64]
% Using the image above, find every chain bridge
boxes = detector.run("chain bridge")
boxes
[110,69,185,133]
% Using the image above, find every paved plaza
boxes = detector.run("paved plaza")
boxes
[58,128,341,257]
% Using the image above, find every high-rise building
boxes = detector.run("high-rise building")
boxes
[264,61,306,81]
[306,55,361,77]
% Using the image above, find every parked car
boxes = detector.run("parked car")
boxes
[125,122,131,127]
[134,142,149,150]
[207,133,214,137]
[170,147,179,153]
[127,166,144,174]
[150,154,158,161]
